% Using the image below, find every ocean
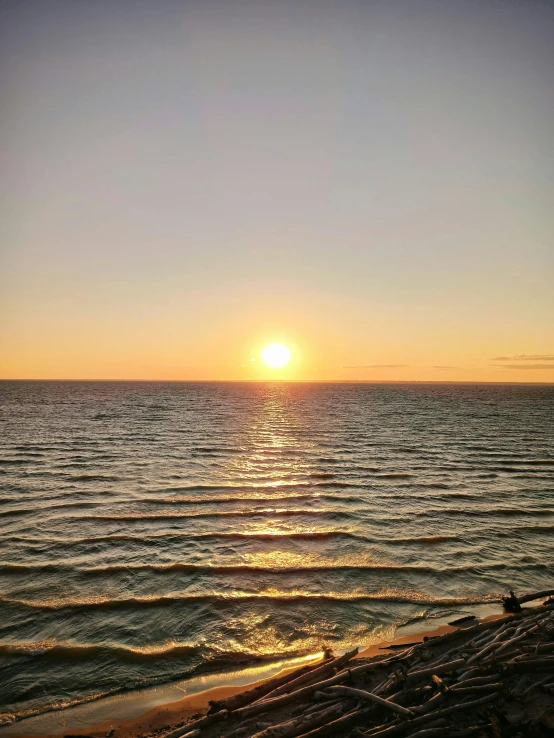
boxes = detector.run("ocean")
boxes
[1,381,553,724]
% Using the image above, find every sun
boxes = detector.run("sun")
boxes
[261,343,292,369]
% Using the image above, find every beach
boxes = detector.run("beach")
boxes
[0,601,513,738]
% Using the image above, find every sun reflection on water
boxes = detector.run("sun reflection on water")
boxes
[225,385,318,487]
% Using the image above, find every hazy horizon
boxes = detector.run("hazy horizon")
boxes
[1,0,553,382]
[1,378,554,385]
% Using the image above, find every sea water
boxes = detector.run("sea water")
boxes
[1,381,553,722]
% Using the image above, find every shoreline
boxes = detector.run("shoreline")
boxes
[2,603,506,738]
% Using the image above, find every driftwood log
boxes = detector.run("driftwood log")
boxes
[208,654,331,713]
[326,686,414,717]
[257,648,359,702]
[249,701,346,738]
[162,709,229,738]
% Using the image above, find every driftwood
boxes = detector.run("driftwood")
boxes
[301,698,344,715]
[208,655,329,713]
[327,686,414,717]
[428,600,554,651]
[469,619,513,650]
[452,680,501,692]
[454,674,499,687]
[224,718,274,738]
[233,669,355,720]
[404,658,466,686]
[257,648,358,702]
[380,642,420,650]
[493,623,540,656]
[522,641,554,654]
[164,593,554,738]
[430,675,448,692]
[367,694,499,737]
[249,700,346,738]
[163,709,228,738]
[411,691,446,715]
[404,726,448,738]
[518,588,554,604]
[236,646,409,721]
[466,626,517,665]
[507,657,554,673]
[502,590,522,612]
[285,706,376,738]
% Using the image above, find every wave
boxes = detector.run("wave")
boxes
[144,479,369,497]
[0,561,439,576]
[430,492,481,500]
[192,447,242,454]
[0,635,299,669]
[386,535,459,544]
[493,459,554,466]
[153,482,315,494]
[0,590,502,612]
[318,481,355,488]
[65,474,121,482]
[78,508,353,522]
[485,466,552,474]
[86,562,441,575]
[0,645,304,726]
[157,484,234,492]
[12,445,49,453]
[2,559,547,578]
[0,687,118,727]
[157,493,363,506]
[30,500,103,513]
[7,451,45,458]
[511,474,554,481]
[501,524,554,535]
[0,508,34,518]
[413,507,554,518]
[0,640,196,662]
[0,530,365,546]
[0,500,113,518]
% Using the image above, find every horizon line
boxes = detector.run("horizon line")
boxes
[1,378,553,385]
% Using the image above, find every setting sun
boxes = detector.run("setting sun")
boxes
[261,343,292,369]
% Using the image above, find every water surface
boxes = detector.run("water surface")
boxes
[1,381,553,722]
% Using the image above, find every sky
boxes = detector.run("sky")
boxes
[1,0,553,382]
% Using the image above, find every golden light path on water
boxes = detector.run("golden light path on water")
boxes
[212,387,399,658]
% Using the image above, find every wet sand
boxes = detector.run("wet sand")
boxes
[4,608,505,738]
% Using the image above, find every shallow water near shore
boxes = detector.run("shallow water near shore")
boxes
[1,381,553,726]
[0,603,504,737]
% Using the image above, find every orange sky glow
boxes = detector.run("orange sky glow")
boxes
[1,1,553,383]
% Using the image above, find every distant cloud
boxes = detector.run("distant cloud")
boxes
[432,365,457,370]
[491,354,554,361]
[493,364,554,370]
[343,364,409,369]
